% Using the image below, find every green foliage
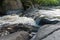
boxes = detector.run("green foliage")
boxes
[21,0,60,9]
[35,0,59,6]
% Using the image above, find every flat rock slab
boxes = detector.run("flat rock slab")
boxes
[33,23,60,40]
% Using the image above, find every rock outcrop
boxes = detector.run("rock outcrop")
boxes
[32,23,60,40]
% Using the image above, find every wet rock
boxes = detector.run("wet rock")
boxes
[0,31,29,40]
[33,23,60,40]
[38,18,59,25]
[23,8,39,18]
[0,23,38,37]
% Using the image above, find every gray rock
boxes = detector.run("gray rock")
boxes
[0,23,38,37]
[2,0,23,10]
[33,23,60,40]
[0,31,29,40]
[0,0,23,15]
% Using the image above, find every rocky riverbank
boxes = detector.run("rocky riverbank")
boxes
[0,14,39,40]
[0,6,60,40]
[0,0,60,40]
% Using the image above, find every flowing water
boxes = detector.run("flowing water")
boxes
[1,6,60,27]
[0,15,37,27]
[0,6,60,39]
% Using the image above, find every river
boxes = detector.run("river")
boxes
[0,6,60,39]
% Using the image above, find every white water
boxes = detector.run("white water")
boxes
[39,9,60,18]
[34,9,60,21]
[24,8,60,21]
[1,8,60,27]
[38,9,60,23]
[0,15,37,27]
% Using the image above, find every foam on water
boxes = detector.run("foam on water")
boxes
[0,15,37,27]
[37,9,60,21]
[39,9,60,18]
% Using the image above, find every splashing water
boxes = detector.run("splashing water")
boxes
[39,9,60,18]
[0,15,37,27]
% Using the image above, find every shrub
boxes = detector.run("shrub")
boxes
[35,0,59,6]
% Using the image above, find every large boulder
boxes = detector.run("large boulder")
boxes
[1,0,23,15]
[32,23,60,40]
[2,0,23,10]
[0,31,29,40]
